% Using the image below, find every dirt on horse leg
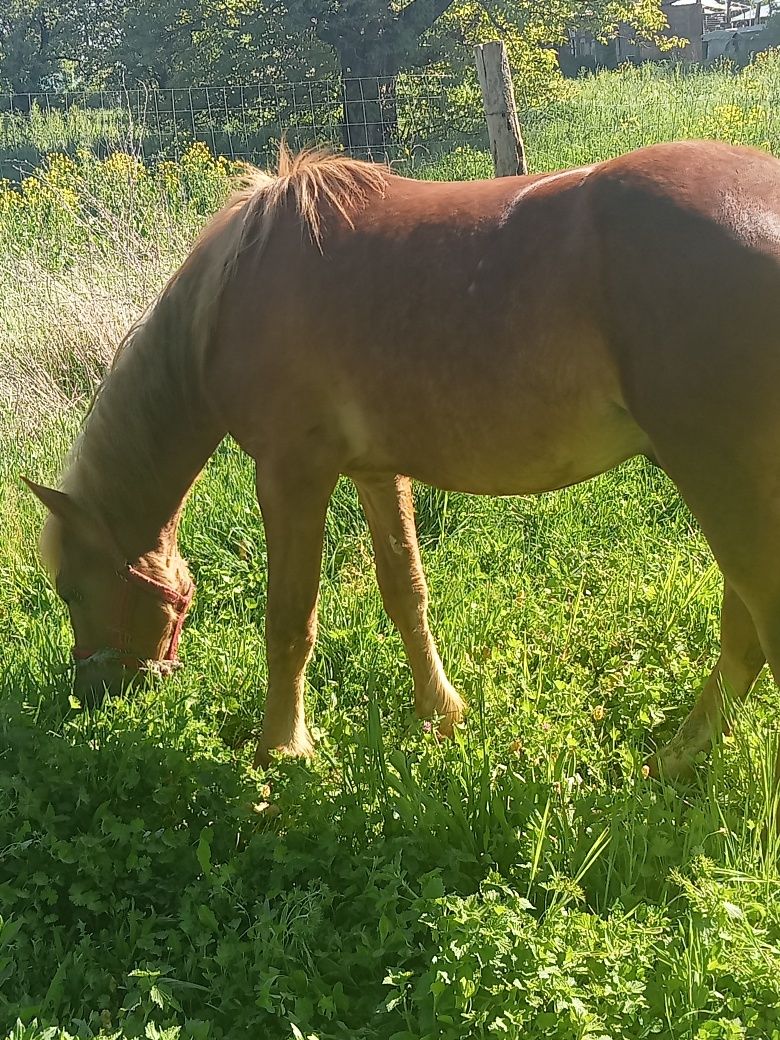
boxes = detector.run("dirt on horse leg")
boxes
[649,581,765,780]
[254,464,336,767]
[355,474,466,735]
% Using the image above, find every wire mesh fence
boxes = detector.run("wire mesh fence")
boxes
[0,74,489,182]
[2,61,780,184]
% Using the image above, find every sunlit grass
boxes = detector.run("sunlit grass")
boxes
[3,61,780,1040]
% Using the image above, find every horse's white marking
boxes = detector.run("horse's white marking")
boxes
[339,401,370,457]
[500,166,596,227]
[468,257,486,295]
[727,196,780,249]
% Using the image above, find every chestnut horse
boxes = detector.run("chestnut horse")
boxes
[26,141,780,778]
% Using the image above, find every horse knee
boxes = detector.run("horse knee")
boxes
[380,581,427,632]
[266,615,317,670]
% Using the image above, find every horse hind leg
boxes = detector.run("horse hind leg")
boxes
[254,459,337,767]
[649,581,765,780]
[355,474,466,734]
[640,429,780,784]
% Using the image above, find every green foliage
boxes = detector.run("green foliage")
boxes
[521,56,780,171]
[110,0,333,87]
[4,66,780,1039]
[437,0,671,109]
[759,14,780,50]
[5,426,780,1038]
[0,1,78,92]
[0,0,331,93]
[0,0,671,107]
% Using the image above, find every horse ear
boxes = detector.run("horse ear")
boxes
[22,478,79,523]
[23,477,125,567]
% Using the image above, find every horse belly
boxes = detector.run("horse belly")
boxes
[343,365,650,496]
[418,408,644,496]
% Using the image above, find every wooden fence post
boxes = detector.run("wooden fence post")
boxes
[474,41,527,177]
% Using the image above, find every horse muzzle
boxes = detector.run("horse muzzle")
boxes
[73,651,138,707]
[70,568,195,706]
[72,648,184,707]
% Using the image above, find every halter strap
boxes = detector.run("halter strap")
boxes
[72,563,195,670]
[125,564,194,612]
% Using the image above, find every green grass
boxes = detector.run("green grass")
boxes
[521,57,780,171]
[3,60,780,1040]
[4,55,780,185]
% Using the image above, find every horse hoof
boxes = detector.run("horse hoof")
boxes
[253,729,316,769]
[435,709,463,738]
[644,748,697,784]
[416,684,466,737]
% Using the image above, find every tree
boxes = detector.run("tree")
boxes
[1,0,672,156]
[282,0,671,157]
[282,0,457,155]
[0,0,331,92]
[0,0,132,92]
[104,0,331,87]
[0,2,71,92]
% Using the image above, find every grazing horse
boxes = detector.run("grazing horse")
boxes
[25,141,780,778]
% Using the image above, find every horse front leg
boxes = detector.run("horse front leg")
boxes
[254,461,336,767]
[355,474,466,734]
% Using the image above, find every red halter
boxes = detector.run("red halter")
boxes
[72,563,195,672]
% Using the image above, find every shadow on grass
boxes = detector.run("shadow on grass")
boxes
[2,660,776,1039]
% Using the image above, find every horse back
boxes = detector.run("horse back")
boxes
[209,141,780,494]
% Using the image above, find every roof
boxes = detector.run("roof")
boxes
[732,3,773,19]
[670,0,728,10]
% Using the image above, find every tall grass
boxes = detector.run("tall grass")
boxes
[0,144,236,434]
[3,61,780,1040]
[523,55,780,170]
[3,53,780,182]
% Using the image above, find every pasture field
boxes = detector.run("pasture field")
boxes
[3,55,780,183]
[3,60,780,1040]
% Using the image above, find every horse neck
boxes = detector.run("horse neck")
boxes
[68,295,225,568]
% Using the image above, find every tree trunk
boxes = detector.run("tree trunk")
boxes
[326,0,459,161]
[338,51,398,162]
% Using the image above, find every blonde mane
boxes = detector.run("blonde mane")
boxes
[224,144,391,291]
[104,143,391,381]
[56,145,392,561]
